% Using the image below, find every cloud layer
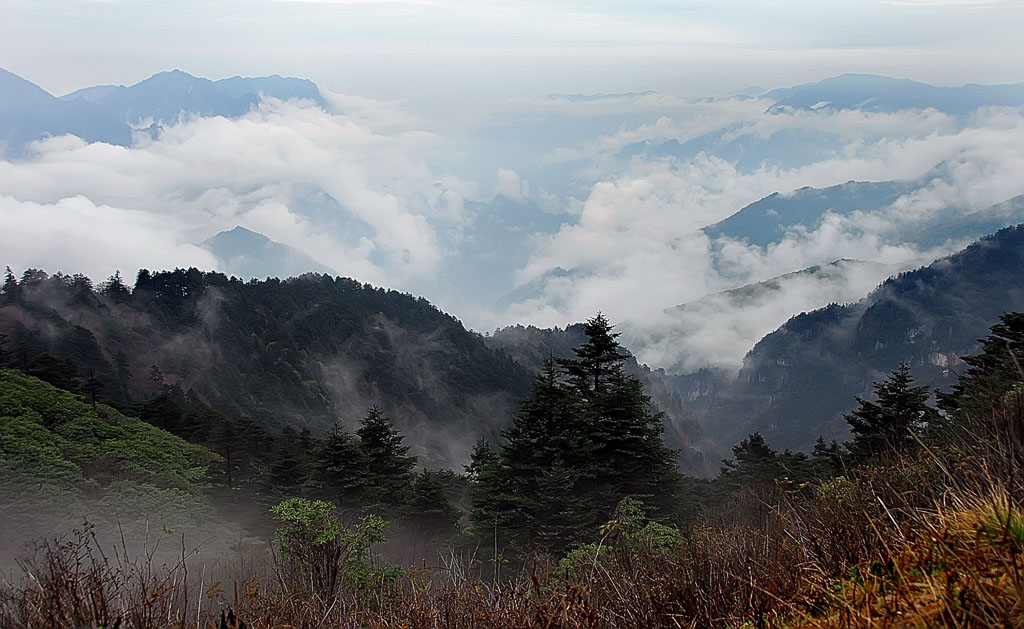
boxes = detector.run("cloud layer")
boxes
[4,81,1024,375]
[0,96,467,288]
[494,103,1024,370]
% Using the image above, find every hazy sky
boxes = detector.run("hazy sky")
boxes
[4,0,1023,105]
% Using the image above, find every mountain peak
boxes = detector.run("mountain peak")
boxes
[200,226,333,279]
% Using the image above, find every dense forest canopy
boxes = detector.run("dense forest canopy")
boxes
[0,266,533,468]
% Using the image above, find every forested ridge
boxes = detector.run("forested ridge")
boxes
[2,304,1023,626]
[0,267,533,468]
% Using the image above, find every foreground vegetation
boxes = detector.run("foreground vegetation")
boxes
[1,313,1022,627]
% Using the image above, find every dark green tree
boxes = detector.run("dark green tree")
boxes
[406,470,461,538]
[844,363,938,460]
[270,425,309,491]
[470,314,680,555]
[1,266,20,303]
[356,406,416,513]
[561,314,678,520]
[718,432,778,490]
[466,439,505,544]
[209,418,239,487]
[148,364,164,394]
[938,312,1024,419]
[113,349,132,404]
[315,423,368,506]
[558,312,629,395]
[809,436,844,478]
[99,270,131,303]
[491,358,590,551]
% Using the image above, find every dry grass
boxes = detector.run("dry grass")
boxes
[4,414,1024,627]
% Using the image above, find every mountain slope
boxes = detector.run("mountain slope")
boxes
[620,259,896,375]
[0,367,216,554]
[703,179,916,247]
[696,224,1024,452]
[0,68,131,154]
[0,269,534,468]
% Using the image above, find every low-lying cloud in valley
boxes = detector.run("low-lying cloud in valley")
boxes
[3,81,1024,375]
[0,95,466,289]
[498,103,1024,371]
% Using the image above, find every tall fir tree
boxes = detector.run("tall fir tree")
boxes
[470,314,680,555]
[938,312,1024,419]
[844,363,938,460]
[356,406,416,513]
[314,422,368,506]
[1,266,20,303]
[558,313,629,395]
[270,425,308,491]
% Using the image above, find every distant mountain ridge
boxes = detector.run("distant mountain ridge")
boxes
[703,179,916,248]
[0,68,131,153]
[0,67,325,155]
[765,73,1024,115]
[704,179,1024,253]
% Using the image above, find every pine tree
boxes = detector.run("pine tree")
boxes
[466,439,505,532]
[210,419,239,487]
[356,406,416,513]
[1,266,20,303]
[558,313,629,396]
[100,270,131,303]
[562,314,677,520]
[315,422,368,506]
[406,470,461,537]
[491,358,590,550]
[584,369,677,518]
[938,312,1024,418]
[270,425,308,491]
[470,314,681,554]
[844,363,938,460]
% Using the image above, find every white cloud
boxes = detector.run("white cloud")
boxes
[0,194,219,281]
[493,105,1024,369]
[0,97,468,288]
[495,167,529,199]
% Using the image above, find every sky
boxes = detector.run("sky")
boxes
[3,0,1024,108]
[3,0,1024,372]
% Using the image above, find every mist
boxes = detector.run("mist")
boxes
[2,73,1024,376]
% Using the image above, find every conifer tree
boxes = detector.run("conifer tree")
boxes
[100,270,131,303]
[938,312,1024,418]
[356,406,416,512]
[561,314,677,520]
[844,363,937,460]
[466,439,506,540]
[406,470,461,536]
[1,266,20,303]
[558,312,629,396]
[270,425,308,491]
[470,314,680,554]
[315,422,368,506]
